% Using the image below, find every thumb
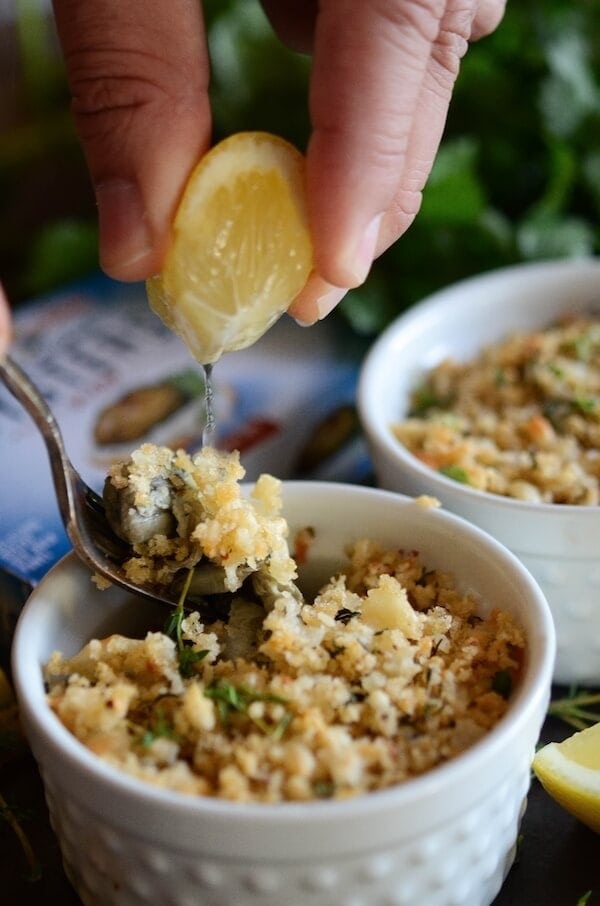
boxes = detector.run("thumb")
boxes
[52,0,211,281]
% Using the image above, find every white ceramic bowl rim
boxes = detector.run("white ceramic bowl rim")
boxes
[358,258,600,518]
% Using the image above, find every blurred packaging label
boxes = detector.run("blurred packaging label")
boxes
[0,273,369,585]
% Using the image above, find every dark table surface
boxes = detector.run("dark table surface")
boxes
[1,575,598,906]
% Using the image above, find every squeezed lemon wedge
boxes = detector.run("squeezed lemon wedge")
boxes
[147,131,313,364]
[532,721,600,833]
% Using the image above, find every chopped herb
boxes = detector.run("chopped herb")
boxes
[271,711,294,742]
[494,367,507,387]
[548,688,600,730]
[204,680,242,724]
[178,646,209,678]
[411,386,444,416]
[164,568,195,646]
[163,608,183,645]
[492,669,512,699]
[164,569,208,676]
[140,704,179,747]
[438,464,470,484]
[574,396,597,415]
[204,680,291,737]
[576,892,592,906]
[334,607,361,625]
[313,780,335,799]
[548,363,565,378]
[571,334,593,362]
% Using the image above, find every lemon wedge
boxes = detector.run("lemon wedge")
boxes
[147,131,313,365]
[532,722,600,833]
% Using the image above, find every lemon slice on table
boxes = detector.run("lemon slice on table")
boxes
[532,722,600,833]
[147,131,313,365]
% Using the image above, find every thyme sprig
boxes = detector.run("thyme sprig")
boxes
[204,679,292,738]
[547,688,600,731]
[164,569,209,677]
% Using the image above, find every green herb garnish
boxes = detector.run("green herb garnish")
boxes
[139,704,179,748]
[571,334,593,362]
[204,680,291,736]
[411,386,444,416]
[438,464,470,484]
[548,688,600,731]
[574,395,597,415]
[494,367,507,387]
[313,780,335,799]
[271,711,294,742]
[178,646,209,678]
[576,892,592,906]
[334,608,361,625]
[164,569,209,677]
[492,669,512,699]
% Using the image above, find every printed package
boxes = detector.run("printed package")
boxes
[0,274,368,585]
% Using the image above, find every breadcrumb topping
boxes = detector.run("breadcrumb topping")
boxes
[46,447,526,803]
[394,315,600,504]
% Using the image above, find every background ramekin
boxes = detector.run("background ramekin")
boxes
[358,257,600,685]
[12,482,554,906]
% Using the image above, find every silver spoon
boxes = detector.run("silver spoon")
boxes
[0,354,227,608]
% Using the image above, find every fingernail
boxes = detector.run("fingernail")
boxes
[316,285,348,320]
[347,213,383,285]
[96,179,153,273]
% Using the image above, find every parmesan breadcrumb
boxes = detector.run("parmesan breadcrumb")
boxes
[46,446,526,803]
[394,315,600,504]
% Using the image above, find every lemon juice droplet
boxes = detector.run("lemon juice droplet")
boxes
[202,363,216,447]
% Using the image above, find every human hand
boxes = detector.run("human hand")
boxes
[277,0,506,322]
[51,0,505,324]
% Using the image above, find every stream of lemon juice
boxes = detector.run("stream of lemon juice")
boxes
[202,363,216,447]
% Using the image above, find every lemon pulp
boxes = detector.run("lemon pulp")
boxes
[533,722,600,833]
[147,132,313,365]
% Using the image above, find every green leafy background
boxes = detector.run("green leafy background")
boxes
[2,0,599,335]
